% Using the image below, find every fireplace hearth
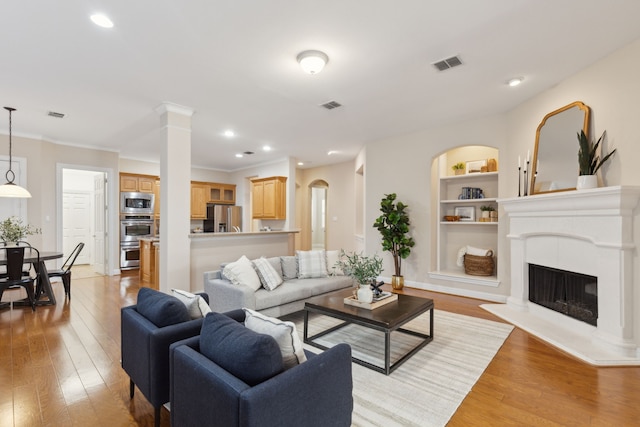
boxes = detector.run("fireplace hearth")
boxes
[529,264,597,326]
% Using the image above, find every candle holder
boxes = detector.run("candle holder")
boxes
[518,166,522,197]
[524,161,529,196]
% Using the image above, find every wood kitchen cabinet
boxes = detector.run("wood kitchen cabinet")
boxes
[191,181,209,219]
[139,238,159,289]
[209,183,236,204]
[251,176,287,219]
[120,173,156,193]
[153,179,161,219]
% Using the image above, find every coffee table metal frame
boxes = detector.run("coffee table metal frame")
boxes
[303,289,434,375]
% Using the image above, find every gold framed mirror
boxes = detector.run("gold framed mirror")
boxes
[530,101,590,194]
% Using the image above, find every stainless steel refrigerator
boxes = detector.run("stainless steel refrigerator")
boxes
[204,205,242,232]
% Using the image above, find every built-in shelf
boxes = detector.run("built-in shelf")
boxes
[429,270,500,287]
[435,151,499,287]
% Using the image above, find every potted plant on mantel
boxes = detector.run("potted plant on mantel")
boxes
[373,193,415,290]
[577,130,617,190]
[0,216,41,245]
[336,250,383,303]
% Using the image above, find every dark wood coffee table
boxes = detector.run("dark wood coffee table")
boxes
[303,288,434,375]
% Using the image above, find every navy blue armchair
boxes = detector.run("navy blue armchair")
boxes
[121,288,214,427]
[169,312,353,427]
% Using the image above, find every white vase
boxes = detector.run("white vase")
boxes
[357,284,373,303]
[576,175,597,190]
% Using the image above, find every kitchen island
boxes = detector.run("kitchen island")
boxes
[189,230,299,290]
[139,237,160,289]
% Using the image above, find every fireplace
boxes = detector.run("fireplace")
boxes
[483,186,640,365]
[528,264,597,326]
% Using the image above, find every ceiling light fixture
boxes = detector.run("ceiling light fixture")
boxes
[297,50,329,75]
[235,153,243,158]
[262,145,271,152]
[508,77,524,87]
[0,107,31,198]
[224,130,235,137]
[90,14,114,28]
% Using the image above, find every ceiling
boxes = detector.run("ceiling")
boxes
[2,1,640,171]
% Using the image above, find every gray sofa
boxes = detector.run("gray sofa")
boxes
[203,255,354,318]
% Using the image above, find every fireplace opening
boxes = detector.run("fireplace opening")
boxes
[528,264,598,326]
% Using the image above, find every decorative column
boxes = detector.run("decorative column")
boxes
[155,102,194,293]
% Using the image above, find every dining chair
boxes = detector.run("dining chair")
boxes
[48,242,84,300]
[0,245,38,311]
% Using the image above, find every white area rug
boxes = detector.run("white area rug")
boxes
[286,310,513,427]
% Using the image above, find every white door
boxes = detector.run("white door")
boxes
[93,174,106,275]
[62,191,91,264]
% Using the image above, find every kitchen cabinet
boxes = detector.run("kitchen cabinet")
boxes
[139,238,159,289]
[209,183,236,204]
[191,181,209,219]
[153,179,161,219]
[251,176,287,219]
[120,173,156,193]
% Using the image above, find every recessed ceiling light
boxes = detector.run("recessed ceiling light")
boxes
[90,14,114,28]
[235,153,243,158]
[224,130,235,138]
[262,145,272,152]
[327,150,338,155]
[297,162,304,166]
[507,77,524,87]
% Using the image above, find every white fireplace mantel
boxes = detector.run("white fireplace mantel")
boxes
[483,186,640,366]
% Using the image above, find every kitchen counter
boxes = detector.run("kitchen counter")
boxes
[189,230,299,290]
[189,230,298,238]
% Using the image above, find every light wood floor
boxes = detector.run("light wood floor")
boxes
[1,274,639,426]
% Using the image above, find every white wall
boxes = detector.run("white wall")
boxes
[361,37,640,303]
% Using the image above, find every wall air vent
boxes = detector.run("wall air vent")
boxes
[432,55,463,72]
[320,100,342,110]
[48,111,65,118]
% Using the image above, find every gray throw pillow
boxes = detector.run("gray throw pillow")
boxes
[280,256,298,280]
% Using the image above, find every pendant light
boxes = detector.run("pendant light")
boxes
[0,107,31,198]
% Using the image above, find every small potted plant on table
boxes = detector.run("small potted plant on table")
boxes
[0,216,40,245]
[336,250,383,303]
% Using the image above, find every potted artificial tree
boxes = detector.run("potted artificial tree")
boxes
[577,130,616,190]
[373,193,415,290]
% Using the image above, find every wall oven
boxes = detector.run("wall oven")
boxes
[120,192,154,215]
[120,214,154,270]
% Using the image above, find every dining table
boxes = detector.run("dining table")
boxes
[0,250,63,306]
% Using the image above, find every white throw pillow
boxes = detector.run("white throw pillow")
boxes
[223,255,262,291]
[253,257,284,291]
[296,250,328,279]
[280,256,298,280]
[243,308,307,369]
[325,250,344,276]
[171,289,212,319]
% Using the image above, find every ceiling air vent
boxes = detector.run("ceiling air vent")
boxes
[243,151,254,155]
[47,111,65,118]
[432,55,462,72]
[320,100,342,110]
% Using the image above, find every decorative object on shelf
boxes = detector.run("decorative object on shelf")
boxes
[487,158,498,172]
[336,250,383,300]
[452,162,465,175]
[373,193,415,290]
[454,206,475,222]
[457,245,494,276]
[518,155,522,197]
[479,205,495,222]
[458,187,484,199]
[577,130,616,190]
[443,215,460,222]
[0,216,41,245]
[0,107,32,198]
[466,159,487,174]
